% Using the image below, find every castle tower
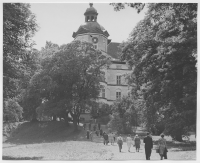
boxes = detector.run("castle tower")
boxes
[72,4,132,105]
[72,3,110,53]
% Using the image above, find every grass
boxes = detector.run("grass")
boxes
[4,121,196,151]
[3,122,196,160]
[5,121,87,145]
[153,139,196,151]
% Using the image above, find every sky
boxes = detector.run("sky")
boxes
[30,3,147,50]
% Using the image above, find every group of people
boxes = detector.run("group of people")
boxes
[84,123,168,160]
[143,132,168,160]
[116,134,141,153]
[83,122,101,131]
[85,122,103,141]
[102,132,115,145]
[110,132,168,160]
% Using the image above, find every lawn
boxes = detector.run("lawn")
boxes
[2,121,196,160]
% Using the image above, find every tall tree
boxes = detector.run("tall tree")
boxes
[3,3,38,100]
[35,40,109,130]
[120,3,197,141]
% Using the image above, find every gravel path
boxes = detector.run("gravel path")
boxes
[3,140,196,160]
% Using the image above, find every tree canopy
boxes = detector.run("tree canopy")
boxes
[120,3,197,141]
[110,3,145,13]
[3,3,38,100]
[31,40,110,129]
[108,96,143,134]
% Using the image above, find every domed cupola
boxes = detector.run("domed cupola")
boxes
[84,3,98,22]
[72,3,110,38]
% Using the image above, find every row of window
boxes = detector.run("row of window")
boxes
[100,87,121,99]
[100,74,122,85]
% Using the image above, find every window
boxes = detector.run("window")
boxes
[91,16,94,21]
[117,75,121,85]
[100,85,105,98]
[100,72,105,82]
[102,88,105,98]
[116,91,121,99]
[102,37,107,51]
[93,44,98,49]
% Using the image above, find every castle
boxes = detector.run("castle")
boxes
[72,4,132,105]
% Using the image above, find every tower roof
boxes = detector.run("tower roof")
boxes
[84,3,98,15]
[72,3,109,38]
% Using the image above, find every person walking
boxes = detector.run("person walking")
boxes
[89,123,91,130]
[96,130,99,136]
[90,131,93,141]
[158,134,168,160]
[126,134,132,152]
[113,133,116,142]
[86,130,90,139]
[93,124,96,131]
[102,132,106,145]
[110,133,115,145]
[98,123,101,130]
[104,132,109,145]
[117,134,123,152]
[143,132,153,160]
[134,134,141,152]
[100,129,103,136]
[83,123,86,130]
[103,132,108,145]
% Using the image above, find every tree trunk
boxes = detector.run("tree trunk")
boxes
[64,113,69,126]
[31,110,38,122]
[77,116,80,125]
[70,110,79,131]
[73,116,78,131]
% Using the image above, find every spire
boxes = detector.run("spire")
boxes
[89,3,93,7]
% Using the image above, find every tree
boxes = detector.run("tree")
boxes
[35,40,109,130]
[120,3,197,141]
[3,98,23,122]
[108,96,141,134]
[19,71,43,122]
[39,41,59,60]
[90,102,112,119]
[110,3,145,13]
[15,48,41,121]
[3,3,38,100]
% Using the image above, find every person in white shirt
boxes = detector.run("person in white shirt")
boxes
[126,134,132,152]
[110,133,115,145]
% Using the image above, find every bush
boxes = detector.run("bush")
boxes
[3,99,23,122]
[108,113,133,134]
[97,115,110,125]
[108,113,124,133]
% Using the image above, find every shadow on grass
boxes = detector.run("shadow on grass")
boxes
[5,121,90,145]
[153,140,196,151]
[3,156,43,160]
